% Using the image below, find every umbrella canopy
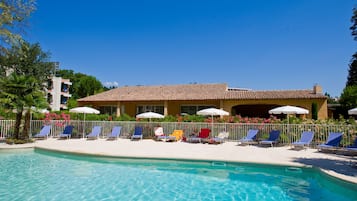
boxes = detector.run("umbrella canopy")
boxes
[348,108,357,115]
[12,107,49,114]
[197,108,229,131]
[268,105,309,115]
[33,108,50,114]
[136,112,164,120]
[197,108,229,116]
[269,105,308,124]
[69,106,100,138]
[69,106,100,114]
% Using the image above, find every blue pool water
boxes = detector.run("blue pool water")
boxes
[0,148,356,201]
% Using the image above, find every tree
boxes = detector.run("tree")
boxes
[0,0,36,49]
[77,75,104,98]
[56,69,104,99]
[340,85,357,109]
[324,92,338,104]
[311,103,318,120]
[0,41,55,83]
[350,7,357,41]
[340,6,357,115]
[0,41,52,140]
[0,74,47,139]
[347,53,357,86]
[347,8,357,86]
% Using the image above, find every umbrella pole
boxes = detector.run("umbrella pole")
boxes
[211,114,214,135]
[287,114,289,135]
[83,113,86,138]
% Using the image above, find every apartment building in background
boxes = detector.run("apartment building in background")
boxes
[46,77,72,111]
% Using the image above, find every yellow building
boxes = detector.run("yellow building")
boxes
[77,83,327,119]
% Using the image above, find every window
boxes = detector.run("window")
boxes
[99,106,117,116]
[137,105,164,115]
[61,84,69,92]
[180,105,212,115]
[60,96,68,104]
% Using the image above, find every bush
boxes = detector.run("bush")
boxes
[5,138,34,144]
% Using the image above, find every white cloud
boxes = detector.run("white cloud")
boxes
[103,81,119,87]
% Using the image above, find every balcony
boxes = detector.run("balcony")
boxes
[61,92,72,97]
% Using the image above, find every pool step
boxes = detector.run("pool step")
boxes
[285,167,302,173]
[211,161,227,167]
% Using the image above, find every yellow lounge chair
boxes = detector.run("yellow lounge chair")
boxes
[166,130,184,142]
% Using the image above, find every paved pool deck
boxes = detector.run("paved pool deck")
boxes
[1,138,356,184]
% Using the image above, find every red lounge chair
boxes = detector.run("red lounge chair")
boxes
[187,128,211,143]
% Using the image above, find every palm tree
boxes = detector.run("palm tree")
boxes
[0,41,53,141]
[0,74,47,139]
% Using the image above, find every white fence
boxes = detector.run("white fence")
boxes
[0,120,356,147]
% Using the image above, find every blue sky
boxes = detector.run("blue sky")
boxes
[26,0,356,97]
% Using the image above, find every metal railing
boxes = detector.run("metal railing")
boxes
[0,120,356,147]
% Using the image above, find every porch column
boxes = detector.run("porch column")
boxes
[164,101,168,116]
[116,102,121,117]
[220,100,224,110]
[219,100,228,116]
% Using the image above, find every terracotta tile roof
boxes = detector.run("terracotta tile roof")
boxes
[78,83,227,102]
[78,83,326,102]
[224,89,326,100]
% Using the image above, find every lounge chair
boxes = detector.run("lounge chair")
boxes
[317,132,343,151]
[86,126,102,140]
[187,128,211,143]
[259,130,281,147]
[157,129,183,142]
[347,137,357,149]
[339,138,357,155]
[58,125,74,139]
[154,127,165,140]
[166,130,184,142]
[107,126,122,140]
[33,125,51,139]
[291,131,314,149]
[131,126,143,140]
[209,131,229,144]
[237,129,259,145]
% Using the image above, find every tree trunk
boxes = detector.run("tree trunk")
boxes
[22,110,31,140]
[14,111,23,139]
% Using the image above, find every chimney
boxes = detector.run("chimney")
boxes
[313,84,322,94]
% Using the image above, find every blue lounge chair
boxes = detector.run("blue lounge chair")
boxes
[259,130,281,147]
[86,126,102,140]
[131,126,143,140]
[291,131,314,149]
[345,137,357,153]
[33,125,51,139]
[107,126,122,140]
[58,125,74,139]
[317,132,343,151]
[237,129,259,145]
[336,138,357,155]
[347,137,357,148]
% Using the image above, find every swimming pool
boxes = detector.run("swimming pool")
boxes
[0,148,356,201]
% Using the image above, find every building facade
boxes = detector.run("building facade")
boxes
[46,77,72,111]
[77,83,327,119]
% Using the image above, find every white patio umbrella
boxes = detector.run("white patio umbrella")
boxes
[33,108,50,114]
[136,112,164,121]
[348,108,357,115]
[69,106,100,138]
[196,108,229,131]
[136,112,164,136]
[268,105,309,124]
